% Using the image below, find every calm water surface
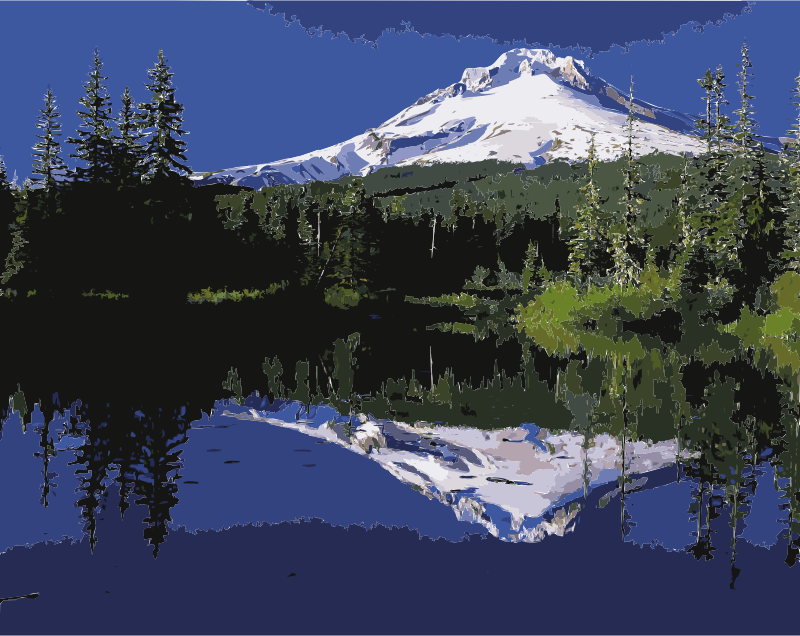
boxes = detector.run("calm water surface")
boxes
[0,307,799,634]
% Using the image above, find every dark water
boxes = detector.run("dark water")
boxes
[0,305,800,634]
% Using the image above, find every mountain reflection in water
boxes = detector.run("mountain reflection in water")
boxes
[0,307,797,634]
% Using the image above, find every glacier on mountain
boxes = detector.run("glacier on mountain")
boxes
[191,47,786,188]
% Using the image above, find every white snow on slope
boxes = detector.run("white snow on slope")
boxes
[192,47,785,189]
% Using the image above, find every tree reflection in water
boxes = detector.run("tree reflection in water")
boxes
[4,316,800,575]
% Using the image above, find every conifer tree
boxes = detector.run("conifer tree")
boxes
[295,194,320,274]
[0,151,12,195]
[695,69,716,157]
[701,65,739,211]
[67,47,116,184]
[673,153,714,310]
[110,86,147,186]
[611,77,647,288]
[521,239,544,292]
[704,64,740,251]
[780,71,800,269]
[137,49,192,184]
[712,65,737,159]
[682,50,768,306]
[567,132,609,283]
[22,87,71,298]
[734,42,764,163]
[494,254,522,291]
[31,86,69,191]
[1,165,29,288]
[675,153,696,268]
[721,43,792,312]
[0,156,20,293]
[545,195,561,243]
[682,121,741,300]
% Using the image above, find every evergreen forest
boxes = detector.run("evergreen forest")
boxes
[2,44,799,315]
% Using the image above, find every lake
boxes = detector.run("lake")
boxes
[3,262,799,633]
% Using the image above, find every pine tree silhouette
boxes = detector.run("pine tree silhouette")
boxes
[31,85,69,193]
[0,150,12,195]
[137,49,192,185]
[67,47,116,185]
[110,86,148,187]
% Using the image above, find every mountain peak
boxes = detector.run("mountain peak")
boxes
[460,48,589,93]
[190,47,783,189]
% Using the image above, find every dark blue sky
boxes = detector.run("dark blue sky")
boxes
[1,1,797,185]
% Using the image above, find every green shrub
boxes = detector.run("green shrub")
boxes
[81,289,129,300]
[765,271,800,315]
[324,283,367,309]
[187,282,287,304]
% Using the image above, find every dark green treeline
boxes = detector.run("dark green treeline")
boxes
[5,41,800,319]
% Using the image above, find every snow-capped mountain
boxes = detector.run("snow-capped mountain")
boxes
[190,48,787,188]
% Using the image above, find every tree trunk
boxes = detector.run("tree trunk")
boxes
[621,427,627,537]
[705,487,712,545]
[697,482,706,545]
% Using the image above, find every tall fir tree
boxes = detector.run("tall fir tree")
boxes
[611,77,647,288]
[695,69,717,157]
[672,152,723,301]
[110,86,147,186]
[0,151,12,195]
[718,42,788,313]
[678,70,715,280]
[297,190,325,285]
[712,65,737,159]
[0,148,20,295]
[31,85,69,192]
[521,239,544,292]
[682,134,740,303]
[706,64,741,256]
[675,153,696,269]
[780,70,800,269]
[137,49,192,185]
[67,47,116,185]
[544,195,561,243]
[567,131,610,283]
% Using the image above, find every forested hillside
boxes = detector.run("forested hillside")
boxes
[4,41,799,318]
